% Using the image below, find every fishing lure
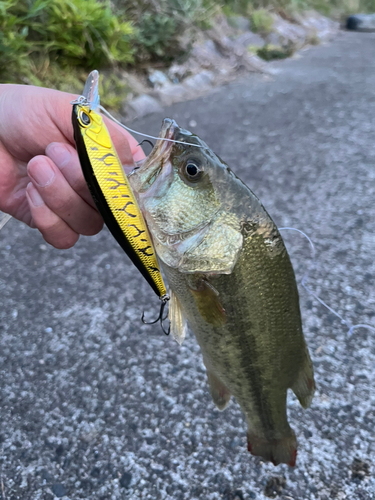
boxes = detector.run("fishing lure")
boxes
[72,71,170,332]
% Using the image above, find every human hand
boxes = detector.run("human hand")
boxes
[0,84,145,249]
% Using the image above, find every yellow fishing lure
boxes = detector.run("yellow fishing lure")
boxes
[72,71,168,304]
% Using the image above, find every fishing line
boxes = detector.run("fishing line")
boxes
[279,227,375,336]
[99,105,204,149]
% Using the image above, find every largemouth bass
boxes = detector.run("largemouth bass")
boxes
[129,118,315,467]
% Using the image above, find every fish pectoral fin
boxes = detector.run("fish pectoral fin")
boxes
[290,349,316,408]
[189,279,226,327]
[168,290,188,345]
[206,370,231,410]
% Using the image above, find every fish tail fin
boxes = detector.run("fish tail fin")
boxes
[247,430,297,467]
[291,350,316,409]
[206,370,231,410]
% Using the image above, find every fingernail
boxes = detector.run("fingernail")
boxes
[26,183,44,207]
[29,160,55,187]
[46,143,71,169]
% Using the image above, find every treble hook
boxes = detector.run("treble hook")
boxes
[141,295,170,335]
[137,139,155,150]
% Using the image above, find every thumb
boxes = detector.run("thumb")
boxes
[43,87,145,167]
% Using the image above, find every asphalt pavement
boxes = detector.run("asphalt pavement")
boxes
[1,31,375,500]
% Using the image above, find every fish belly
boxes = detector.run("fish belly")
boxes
[162,232,315,466]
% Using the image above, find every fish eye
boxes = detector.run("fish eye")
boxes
[79,111,91,126]
[184,160,203,182]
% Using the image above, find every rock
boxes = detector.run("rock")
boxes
[351,458,370,480]
[125,94,163,118]
[182,70,215,92]
[266,32,282,46]
[120,11,338,113]
[294,11,339,42]
[214,35,241,55]
[148,69,171,89]
[242,52,266,72]
[156,72,215,104]
[51,483,67,498]
[191,40,224,69]
[228,15,251,32]
[41,469,53,483]
[90,466,101,478]
[264,476,286,498]
[167,63,191,83]
[271,14,307,48]
[156,84,189,105]
[205,34,265,73]
[119,471,132,488]
[120,71,148,96]
[234,32,265,48]
[55,444,64,456]
[207,14,235,39]
[346,13,375,31]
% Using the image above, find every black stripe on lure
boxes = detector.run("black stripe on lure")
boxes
[71,70,170,334]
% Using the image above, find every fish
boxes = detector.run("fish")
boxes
[72,71,168,301]
[128,118,316,466]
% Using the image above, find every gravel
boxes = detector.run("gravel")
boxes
[0,31,374,499]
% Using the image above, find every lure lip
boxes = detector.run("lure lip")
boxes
[71,70,100,111]
[82,70,100,111]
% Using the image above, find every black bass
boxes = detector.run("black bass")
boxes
[72,71,168,300]
[129,118,315,466]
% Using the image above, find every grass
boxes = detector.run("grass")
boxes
[2,0,375,109]
[250,8,274,35]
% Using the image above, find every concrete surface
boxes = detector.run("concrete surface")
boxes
[1,31,374,499]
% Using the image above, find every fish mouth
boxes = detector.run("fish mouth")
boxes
[147,118,177,163]
[130,118,178,193]
[160,118,177,141]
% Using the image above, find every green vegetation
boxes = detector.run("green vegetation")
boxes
[0,0,210,104]
[257,43,294,60]
[134,13,185,63]
[1,0,375,107]
[0,0,134,105]
[250,8,273,34]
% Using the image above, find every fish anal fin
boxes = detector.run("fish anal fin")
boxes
[169,290,188,345]
[206,370,231,410]
[189,279,226,327]
[290,350,316,409]
[247,430,297,467]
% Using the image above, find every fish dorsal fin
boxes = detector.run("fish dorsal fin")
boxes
[169,290,188,345]
[179,212,243,274]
